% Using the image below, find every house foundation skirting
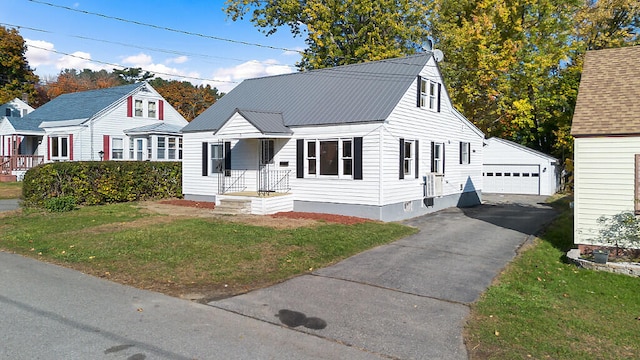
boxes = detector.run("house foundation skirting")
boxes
[294,190,483,222]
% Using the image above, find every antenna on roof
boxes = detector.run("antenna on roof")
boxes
[433,49,444,62]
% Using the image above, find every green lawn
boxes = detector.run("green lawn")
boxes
[465,196,640,359]
[0,202,416,300]
[0,182,22,199]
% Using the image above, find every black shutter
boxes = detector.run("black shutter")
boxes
[416,76,422,107]
[459,142,463,165]
[437,83,442,112]
[224,141,231,171]
[354,137,363,180]
[399,138,405,179]
[296,139,304,178]
[414,140,419,178]
[430,141,435,173]
[201,142,208,176]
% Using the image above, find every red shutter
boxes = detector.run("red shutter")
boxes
[159,100,164,120]
[47,137,51,160]
[69,134,74,160]
[103,135,110,161]
[127,96,133,117]
[16,136,21,155]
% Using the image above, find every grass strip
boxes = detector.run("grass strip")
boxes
[465,196,640,360]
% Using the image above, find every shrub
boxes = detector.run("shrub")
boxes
[595,212,640,255]
[23,161,182,208]
[44,196,77,212]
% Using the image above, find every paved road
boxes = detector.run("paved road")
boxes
[1,194,557,359]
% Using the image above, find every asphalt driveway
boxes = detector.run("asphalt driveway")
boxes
[211,194,558,359]
[1,194,558,359]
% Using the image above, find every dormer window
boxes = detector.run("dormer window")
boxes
[5,108,10,117]
[148,101,156,118]
[135,100,143,117]
[418,76,441,112]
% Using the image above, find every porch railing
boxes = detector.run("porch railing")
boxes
[258,169,291,196]
[218,170,247,194]
[1,155,44,173]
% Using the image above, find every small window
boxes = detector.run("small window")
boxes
[532,173,540,177]
[157,137,166,160]
[404,141,413,176]
[5,108,11,116]
[343,140,353,176]
[433,142,444,174]
[22,109,27,117]
[496,173,502,176]
[168,137,176,159]
[135,100,143,117]
[148,101,156,118]
[420,79,439,111]
[50,136,70,160]
[112,138,124,159]
[129,138,134,159]
[513,173,520,177]
[460,142,470,164]
[178,138,183,159]
[307,141,316,175]
[504,173,511,177]
[523,173,530,177]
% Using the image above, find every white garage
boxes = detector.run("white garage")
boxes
[483,138,560,196]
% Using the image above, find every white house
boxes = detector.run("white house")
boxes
[181,52,485,221]
[483,137,560,196]
[571,45,640,252]
[0,82,188,180]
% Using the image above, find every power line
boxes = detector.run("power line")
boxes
[2,22,296,68]
[27,44,238,84]
[28,0,304,55]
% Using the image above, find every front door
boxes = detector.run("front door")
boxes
[258,139,275,192]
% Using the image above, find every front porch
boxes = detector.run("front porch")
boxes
[1,155,44,181]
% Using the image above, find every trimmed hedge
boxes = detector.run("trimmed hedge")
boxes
[22,161,182,207]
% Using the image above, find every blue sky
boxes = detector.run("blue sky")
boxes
[2,0,306,92]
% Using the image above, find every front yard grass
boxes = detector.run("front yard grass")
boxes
[0,202,417,300]
[0,182,22,199]
[465,196,640,360]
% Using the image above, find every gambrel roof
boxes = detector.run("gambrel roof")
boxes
[182,52,435,133]
[571,46,640,136]
[23,82,143,123]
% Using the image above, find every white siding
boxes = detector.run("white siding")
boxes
[574,136,640,245]
[217,113,263,138]
[382,57,484,205]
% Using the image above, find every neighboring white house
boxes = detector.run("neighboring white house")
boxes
[0,82,188,180]
[571,45,640,252]
[181,52,485,221]
[483,137,560,196]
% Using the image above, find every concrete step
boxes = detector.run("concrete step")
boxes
[213,199,251,214]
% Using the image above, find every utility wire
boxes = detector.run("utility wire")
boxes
[28,0,304,54]
[27,44,238,84]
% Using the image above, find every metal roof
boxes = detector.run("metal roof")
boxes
[125,122,183,135]
[236,110,292,134]
[182,53,433,133]
[23,83,142,123]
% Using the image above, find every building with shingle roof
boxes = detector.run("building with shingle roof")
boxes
[571,45,640,252]
[182,52,485,221]
[1,82,187,180]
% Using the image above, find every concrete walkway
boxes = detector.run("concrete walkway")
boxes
[0,195,557,359]
[0,199,20,212]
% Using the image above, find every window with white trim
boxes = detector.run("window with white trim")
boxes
[134,100,143,117]
[433,142,444,174]
[168,137,177,159]
[306,139,354,177]
[460,142,470,165]
[112,137,124,159]
[129,138,134,159]
[420,78,439,111]
[403,140,414,176]
[210,143,224,174]
[148,101,156,118]
[50,136,69,160]
[157,137,166,160]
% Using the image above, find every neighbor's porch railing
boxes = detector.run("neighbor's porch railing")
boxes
[1,155,44,173]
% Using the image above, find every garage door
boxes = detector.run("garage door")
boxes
[483,164,540,195]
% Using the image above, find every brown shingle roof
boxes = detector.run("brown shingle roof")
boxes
[571,46,640,137]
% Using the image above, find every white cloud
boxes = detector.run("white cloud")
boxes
[122,53,153,66]
[282,47,304,57]
[56,51,111,72]
[166,56,188,64]
[25,39,55,67]
[209,59,294,92]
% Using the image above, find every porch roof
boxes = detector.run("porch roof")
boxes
[5,117,45,134]
[235,109,292,135]
[124,122,184,135]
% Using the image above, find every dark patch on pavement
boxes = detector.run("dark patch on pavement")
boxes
[128,354,146,360]
[276,309,327,330]
[104,344,134,354]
